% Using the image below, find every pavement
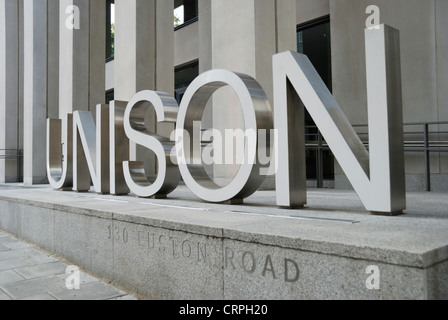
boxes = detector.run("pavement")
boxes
[0,230,138,300]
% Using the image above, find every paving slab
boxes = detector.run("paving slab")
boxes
[109,295,140,300]
[24,253,59,265]
[0,270,25,285]
[0,237,19,244]
[0,248,36,261]
[2,241,31,250]
[0,289,11,300]
[18,293,57,300]
[0,275,66,299]
[0,257,37,272]
[0,230,138,300]
[49,281,128,300]
[56,270,101,286]
[15,261,67,279]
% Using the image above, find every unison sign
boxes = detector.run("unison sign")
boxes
[47,25,406,215]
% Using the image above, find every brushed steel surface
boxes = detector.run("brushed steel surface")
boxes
[46,114,73,190]
[123,91,180,198]
[176,69,273,203]
[273,25,406,214]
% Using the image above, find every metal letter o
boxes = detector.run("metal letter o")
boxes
[176,69,273,203]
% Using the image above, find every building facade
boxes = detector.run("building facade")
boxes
[1,0,447,192]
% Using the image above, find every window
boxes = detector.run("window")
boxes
[175,62,199,104]
[106,0,115,61]
[106,90,114,105]
[297,17,334,183]
[297,18,332,91]
[174,0,198,29]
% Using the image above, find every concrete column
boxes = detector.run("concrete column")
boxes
[155,0,175,139]
[197,0,213,178]
[115,0,174,177]
[436,0,448,188]
[47,1,60,119]
[198,0,212,73]
[89,1,107,112]
[115,0,174,101]
[59,0,105,117]
[23,0,60,185]
[276,0,298,53]
[211,0,296,186]
[198,0,212,128]
[0,0,20,183]
[18,0,24,179]
[330,0,442,192]
[437,0,448,124]
[115,0,154,101]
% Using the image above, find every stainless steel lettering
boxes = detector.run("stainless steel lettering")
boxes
[46,25,406,215]
[273,25,405,214]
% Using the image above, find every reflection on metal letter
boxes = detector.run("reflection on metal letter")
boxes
[110,101,130,195]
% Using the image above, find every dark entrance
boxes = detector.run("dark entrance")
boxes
[297,17,334,186]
